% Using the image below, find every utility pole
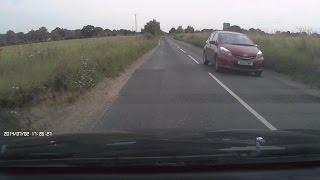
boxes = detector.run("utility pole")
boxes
[135,14,137,38]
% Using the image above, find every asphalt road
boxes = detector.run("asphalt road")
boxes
[93,36,320,132]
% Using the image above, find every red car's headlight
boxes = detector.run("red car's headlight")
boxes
[256,50,263,59]
[220,47,232,56]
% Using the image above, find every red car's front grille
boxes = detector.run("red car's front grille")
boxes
[234,55,256,60]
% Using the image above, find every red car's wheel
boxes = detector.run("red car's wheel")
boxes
[214,55,222,72]
[203,52,209,65]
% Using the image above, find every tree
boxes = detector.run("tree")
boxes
[93,27,105,37]
[27,27,49,42]
[248,28,266,35]
[38,27,49,41]
[227,25,242,33]
[51,27,62,41]
[0,35,6,46]
[201,29,214,33]
[5,30,17,45]
[27,30,36,42]
[143,19,161,35]
[73,29,83,39]
[64,29,82,39]
[59,28,67,39]
[112,30,118,36]
[16,32,27,44]
[104,29,112,36]
[117,29,133,35]
[169,27,176,34]
[176,26,184,34]
[184,26,194,33]
[81,25,95,38]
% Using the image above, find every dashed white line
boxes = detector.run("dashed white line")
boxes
[179,48,186,53]
[187,55,200,64]
[158,39,161,45]
[208,72,277,131]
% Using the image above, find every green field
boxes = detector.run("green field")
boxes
[0,35,158,108]
[175,33,320,87]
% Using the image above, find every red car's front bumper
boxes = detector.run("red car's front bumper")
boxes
[218,54,264,72]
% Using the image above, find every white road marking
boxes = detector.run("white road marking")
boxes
[179,48,186,53]
[208,72,277,131]
[158,39,161,45]
[188,55,200,64]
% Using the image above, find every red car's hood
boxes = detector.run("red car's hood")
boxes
[221,44,260,57]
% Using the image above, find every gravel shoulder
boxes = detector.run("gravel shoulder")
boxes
[19,48,157,134]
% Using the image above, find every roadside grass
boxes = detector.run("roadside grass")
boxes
[174,33,320,87]
[0,35,158,129]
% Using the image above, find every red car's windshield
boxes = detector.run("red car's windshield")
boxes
[219,33,254,46]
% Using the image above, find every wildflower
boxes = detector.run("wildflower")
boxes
[16,87,19,90]
[12,86,15,89]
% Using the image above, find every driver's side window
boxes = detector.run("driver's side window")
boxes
[212,33,218,41]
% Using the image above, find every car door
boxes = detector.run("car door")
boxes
[205,32,215,61]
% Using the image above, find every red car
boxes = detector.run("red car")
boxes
[203,31,264,76]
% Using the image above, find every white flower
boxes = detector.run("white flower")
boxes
[16,87,19,90]
[12,86,15,89]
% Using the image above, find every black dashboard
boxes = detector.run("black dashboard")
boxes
[2,162,320,180]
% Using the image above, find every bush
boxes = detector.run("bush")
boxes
[143,33,153,40]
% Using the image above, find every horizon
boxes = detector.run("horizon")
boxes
[0,23,318,35]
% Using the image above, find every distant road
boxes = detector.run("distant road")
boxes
[93,36,320,132]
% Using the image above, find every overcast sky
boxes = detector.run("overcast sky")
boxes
[1,0,320,33]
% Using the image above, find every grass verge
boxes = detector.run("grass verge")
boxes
[174,33,320,87]
[0,35,159,130]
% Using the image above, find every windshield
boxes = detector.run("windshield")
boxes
[219,33,254,46]
[1,0,320,170]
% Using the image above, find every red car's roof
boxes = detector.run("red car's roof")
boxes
[214,31,244,35]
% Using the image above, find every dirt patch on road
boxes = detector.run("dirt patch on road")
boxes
[19,48,156,135]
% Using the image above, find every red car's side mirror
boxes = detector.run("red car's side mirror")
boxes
[209,40,216,45]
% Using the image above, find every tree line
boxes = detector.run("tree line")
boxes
[0,19,164,47]
[0,25,137,46]
[168,25,320,38]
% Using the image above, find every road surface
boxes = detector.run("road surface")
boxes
[93,36,320,132]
